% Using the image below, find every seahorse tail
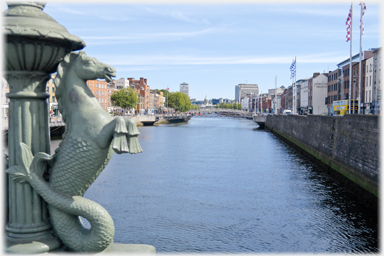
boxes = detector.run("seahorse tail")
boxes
[48,198,114,252]
[28,176,114,252]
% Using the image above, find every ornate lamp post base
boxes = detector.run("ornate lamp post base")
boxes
[4,3,85,253]
[6,231,61,254]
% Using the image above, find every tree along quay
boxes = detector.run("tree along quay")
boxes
[264,114,379,207]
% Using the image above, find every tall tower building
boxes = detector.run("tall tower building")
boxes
[235,83,259,102]
[180,82,189,96]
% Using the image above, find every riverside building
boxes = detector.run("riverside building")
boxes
[235,83,259,104]
[180,82,189,96]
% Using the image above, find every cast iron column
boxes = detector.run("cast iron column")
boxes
[4,2,85,253]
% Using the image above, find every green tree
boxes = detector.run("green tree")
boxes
[168,92,191,112]
[191,104,199,110]
[110,87,138,110]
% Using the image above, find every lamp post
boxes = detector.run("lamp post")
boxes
[353,76,356,114]
[4,3,85,253]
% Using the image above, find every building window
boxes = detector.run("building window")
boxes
[52,96,55,102]
[52,87,55,93]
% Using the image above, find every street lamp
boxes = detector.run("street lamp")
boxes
[353,76,356,114]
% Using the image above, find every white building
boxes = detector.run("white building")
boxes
[115,78,129,90]
[268,86,284,98]
[180,82,189,96]
[300,79,309,114]
[276,94,282,113]
[309,73,328,115]
[241,97,250,111]
[365,56,374,104]
[235,84,258,103]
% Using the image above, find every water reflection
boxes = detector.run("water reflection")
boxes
[51,117,379,252]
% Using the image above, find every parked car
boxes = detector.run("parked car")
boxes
[283,110,292,115]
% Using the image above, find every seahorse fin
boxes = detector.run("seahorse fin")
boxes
[6,143,33,183]
[126,119,142,154]
[6,143,52,183]
[112,133,130,154]
[126,119,140,136]
[6,165,29,183]
[127,135,143,154]
[31,152,53,177]
[112,118,130,154]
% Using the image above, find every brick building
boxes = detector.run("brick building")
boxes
[128,77,150,113]
[326,69,340,111]
[87,80,113,111]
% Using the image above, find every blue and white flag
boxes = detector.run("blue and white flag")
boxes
[290,59,296,79]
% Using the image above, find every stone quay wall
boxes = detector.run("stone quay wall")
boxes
[265,114,380,200]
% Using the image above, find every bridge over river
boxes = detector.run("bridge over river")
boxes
[2,109,259,137]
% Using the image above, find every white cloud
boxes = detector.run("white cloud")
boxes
[140,6,211,25]
[47,4,133,22]
[82,28,217,44]
[100,52,346,66]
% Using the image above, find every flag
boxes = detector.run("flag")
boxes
[166,87,169,90]
[346,4,352,42]
[360,2,366,35]
[290,59,296,79]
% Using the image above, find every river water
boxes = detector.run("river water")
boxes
[51,116,377,253]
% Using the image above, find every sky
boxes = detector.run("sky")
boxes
[3,0,382,100]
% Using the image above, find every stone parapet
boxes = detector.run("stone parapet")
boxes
[265,114,379,203]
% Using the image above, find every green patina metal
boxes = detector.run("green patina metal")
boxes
[7,51,143,252]
[4,3,146,253]
[4,2,85,252]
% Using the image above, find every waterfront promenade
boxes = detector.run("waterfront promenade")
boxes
[2,109,253,131]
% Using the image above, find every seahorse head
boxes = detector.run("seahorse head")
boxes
[53,51,116,122]
[54,51,115,97]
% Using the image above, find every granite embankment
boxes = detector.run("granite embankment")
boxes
[265,114,380,204]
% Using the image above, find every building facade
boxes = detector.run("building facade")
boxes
[365,56,374,104]
[128,77,150,113]
[235,84,259,103]
[180,82,189,96]
[326,69,340,114]
[308,73,328,115]
[87,79,111,111]
[46,74,58,116]
[115,78,129,90]
[300,79,309,114]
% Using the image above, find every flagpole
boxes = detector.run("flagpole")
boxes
[294,56,296,114]
[292,73,294,113]
[349,3,353,114]
[358,3,362,115]
[275,75,277,115]
[358,2,365,115]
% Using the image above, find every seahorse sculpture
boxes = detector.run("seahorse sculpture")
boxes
[6,51,142,252]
